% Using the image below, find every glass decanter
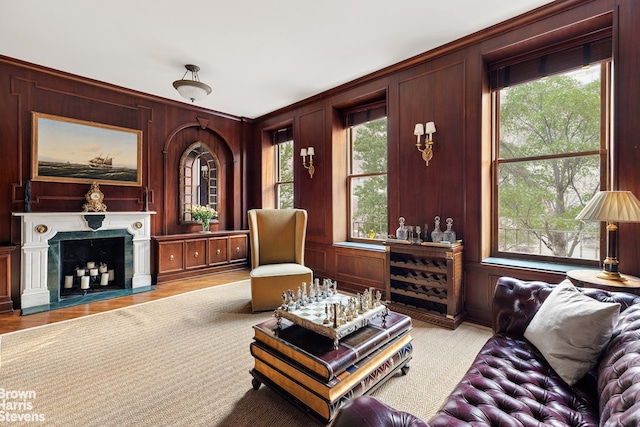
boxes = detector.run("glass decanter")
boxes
[442,217,456,243]
[431,216,443,243]
[406,226,414,243]
[396,217,408,240]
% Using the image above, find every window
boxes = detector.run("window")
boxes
[274,127,294,209]
[181,141,218,223]
[346,102,387,241]
[491,40,611,263]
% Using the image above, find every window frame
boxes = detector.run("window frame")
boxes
[345,102,388,243]
[490,62,611,266]
[273,127,294,209]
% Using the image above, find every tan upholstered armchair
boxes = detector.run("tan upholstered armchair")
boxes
[247,208,313,312]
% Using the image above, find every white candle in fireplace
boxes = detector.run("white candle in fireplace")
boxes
[100,273,109,286]
[80,276,90,289]
[76,268,85,277]
[89,268,99,277]
[108,269,115,281]
[64,275,73,288]
[86,261,95,269]
[99,263,107,273]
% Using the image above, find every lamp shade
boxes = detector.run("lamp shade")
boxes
[425,121,436,134]
[576,191,640,222]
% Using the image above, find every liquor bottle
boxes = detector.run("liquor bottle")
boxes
[442,217,456,243]
[431,216,443,243]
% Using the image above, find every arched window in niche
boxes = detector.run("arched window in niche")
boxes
[180,141,219,223]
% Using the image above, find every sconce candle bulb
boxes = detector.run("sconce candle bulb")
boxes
[414,121,437,166]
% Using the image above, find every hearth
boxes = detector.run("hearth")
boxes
[13,211,155,311]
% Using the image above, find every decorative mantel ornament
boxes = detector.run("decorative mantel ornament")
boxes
[187,204,218,232]
[83,182,107,212]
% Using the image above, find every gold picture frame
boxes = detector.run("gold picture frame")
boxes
[31,112,142,186]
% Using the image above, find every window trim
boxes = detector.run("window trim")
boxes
[273,128,294,209]
[490,63,611,266]
[346,111,388,243]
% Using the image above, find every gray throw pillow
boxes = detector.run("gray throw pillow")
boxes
[524,280,620,385]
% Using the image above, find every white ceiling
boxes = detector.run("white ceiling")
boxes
[0,0,553,119]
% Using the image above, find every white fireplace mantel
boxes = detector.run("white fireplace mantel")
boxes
[13,211,156,309]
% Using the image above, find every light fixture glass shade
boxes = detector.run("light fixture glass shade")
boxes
[173,64,212,102]
[575,191,640,222]
[173,80,212,102]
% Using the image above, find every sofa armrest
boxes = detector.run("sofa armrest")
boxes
[332,396,428,427]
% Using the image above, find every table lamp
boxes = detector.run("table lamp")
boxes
[576,191,640,281]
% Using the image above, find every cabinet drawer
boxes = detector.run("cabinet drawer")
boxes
[229,236,247,262]
[158,242,184,273]
[208,237,228,265]
[185,239,208,269]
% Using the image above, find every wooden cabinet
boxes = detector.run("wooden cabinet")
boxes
[386,243,464,329]
[185,239,208,269]
[154,231,249,283]
[157,242,184,274]
[229,235,247,262]
[208,237,228,265]
[0,246,16,313]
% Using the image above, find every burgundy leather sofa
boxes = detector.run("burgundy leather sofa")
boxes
[332,277,640,427]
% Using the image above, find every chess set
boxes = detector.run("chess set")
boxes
[274,278,388,348]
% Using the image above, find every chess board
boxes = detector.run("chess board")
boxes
[274,292,388,344]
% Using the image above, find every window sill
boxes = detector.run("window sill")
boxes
[333,241,387,252]
[482,257,585,274]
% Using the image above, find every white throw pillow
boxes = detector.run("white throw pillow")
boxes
[524,280,620,385]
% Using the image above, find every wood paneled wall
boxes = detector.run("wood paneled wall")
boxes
[3,0,638,319]
[0,58,251,308]
[250,0,640,325]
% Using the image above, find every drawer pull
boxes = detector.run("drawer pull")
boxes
[216,249,221,255]
[194,251,199,258]
[169,255,174,261]
[236,247,240,253]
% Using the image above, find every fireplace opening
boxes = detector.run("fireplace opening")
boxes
[60,237,126,299]
[47,229,134,304]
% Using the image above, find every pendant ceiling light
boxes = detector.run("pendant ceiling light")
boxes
[173,64,212,102]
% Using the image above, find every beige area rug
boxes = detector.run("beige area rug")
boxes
[0,280,491,426]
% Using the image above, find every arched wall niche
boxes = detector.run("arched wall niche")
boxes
[179,141,220,224]
[162,121,235,235]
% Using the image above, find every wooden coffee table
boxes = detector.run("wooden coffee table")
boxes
[250,310,413,424]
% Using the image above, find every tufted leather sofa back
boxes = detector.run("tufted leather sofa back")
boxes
[493,277,639,335]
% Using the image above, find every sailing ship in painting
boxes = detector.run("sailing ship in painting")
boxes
[89,154,113,168]
[37,153,137,183]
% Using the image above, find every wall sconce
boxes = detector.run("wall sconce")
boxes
[201,164,209,179]
[413,122,437,166]
[300,147,315,178]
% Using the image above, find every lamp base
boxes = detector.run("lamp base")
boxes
[596,270,628,282]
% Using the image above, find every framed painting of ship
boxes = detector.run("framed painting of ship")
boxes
[31,112,142,186]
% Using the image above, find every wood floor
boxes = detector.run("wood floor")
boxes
[0,269,251,335]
